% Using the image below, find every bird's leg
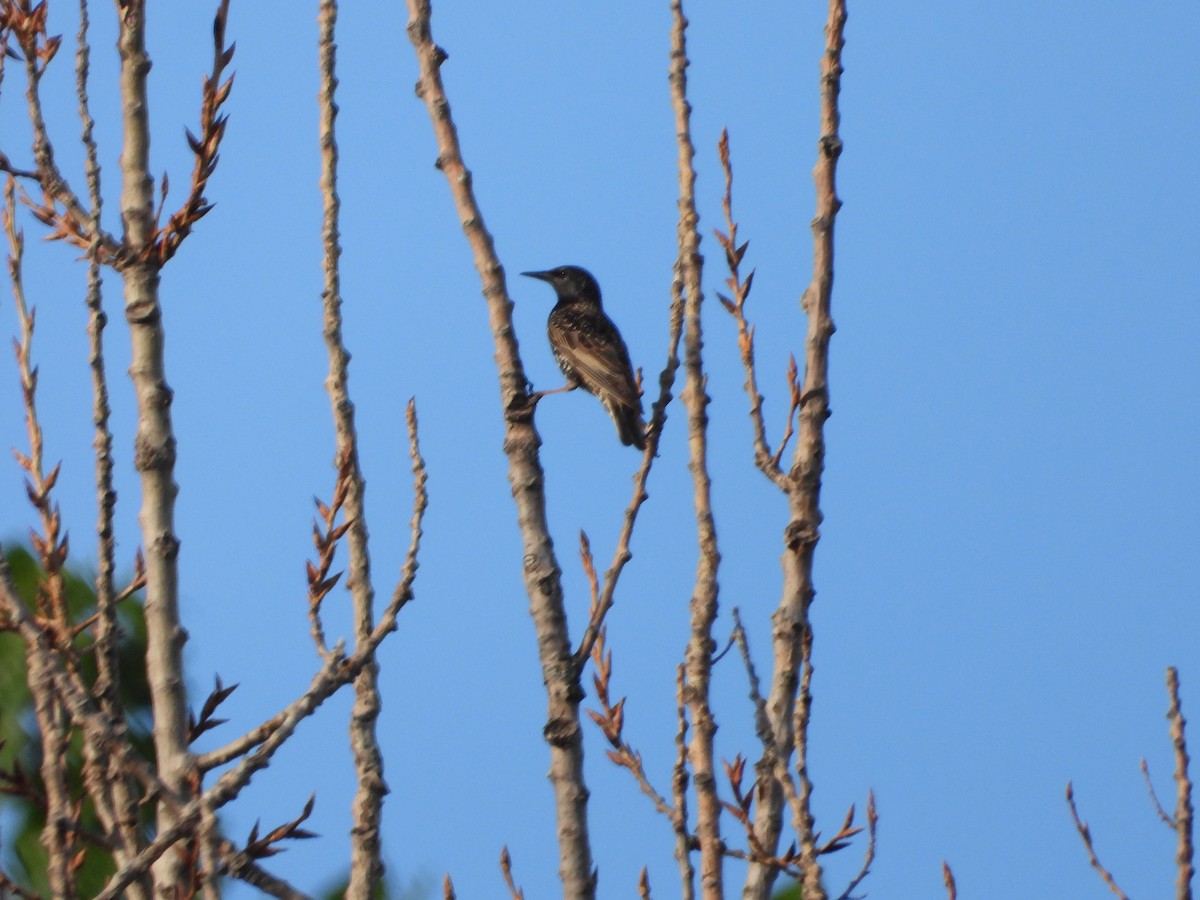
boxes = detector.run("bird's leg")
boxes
[528,383,579,404]
[507,382,578,423]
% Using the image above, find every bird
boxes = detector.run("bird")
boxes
[521,266,646,450]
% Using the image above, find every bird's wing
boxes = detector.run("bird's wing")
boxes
[549,311,640,409]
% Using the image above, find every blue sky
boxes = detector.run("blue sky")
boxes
[2,1,1198,897]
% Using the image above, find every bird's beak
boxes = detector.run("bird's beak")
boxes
[521,270,553,282]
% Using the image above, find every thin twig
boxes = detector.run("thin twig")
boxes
[5,177,78,897]
[1066,781,1130,900]
[942,861,957,900]
[0,1,120,262]
[1143,757,1177,826]
[713,130,789,488]
[75,4,147,887]
[572,273,686,669]
[673,664,696,900]
[381,399,428,625]
[833,790,877,900]
[499,846,525,900]
[0,867,44,900]
[583,573,677,823]
[154,0,234,265]
[222,838,314,900]
[731,610,806,878]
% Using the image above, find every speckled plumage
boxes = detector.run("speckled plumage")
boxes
[523,266,646,450]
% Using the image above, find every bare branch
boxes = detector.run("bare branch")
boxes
[585,610,677,822]
[731,609,807,879]
[405,0,595,894]
[745,4,846,897]
[673,665,696,900]
[97,636,374,900]
[714,130,787,487]
[5,177,80,896]
[1166,667,1195,898]
[379,398,429,628]
[832,791,877,900]
[73,4,147,888]
[0,867,44,900]
[155,0,234,264]
[1143,757,1177,827]
[112,4,196,891]
[572,268,686,669]
[0,2,122,263]
[500,846,525,900]
[1065,781,1130,900]
[222,838,314,900]
[942,861,957,900]
[198,403,426,775]
[668,1,723,896]
[315,3,388,893]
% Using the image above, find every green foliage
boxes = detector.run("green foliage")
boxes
[0,544,153,895]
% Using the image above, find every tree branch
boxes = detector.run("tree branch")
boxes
[404,1,596,895]
[114,4,194,891]
[316,6,390,891]
[1066,781,1130,900]
[668,2,723,896]
[1165,667,1194,899]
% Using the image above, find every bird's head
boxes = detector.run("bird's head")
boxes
[521,265,602,306]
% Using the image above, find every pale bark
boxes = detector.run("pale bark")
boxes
[405,2,595,894]
[315,3,388,895]
[668,1,724,896]
[115,3,194,892]
[1167,668,1194,900]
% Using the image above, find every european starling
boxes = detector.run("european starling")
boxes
[522,266,646,450]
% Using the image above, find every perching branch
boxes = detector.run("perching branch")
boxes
[405,0,597,895]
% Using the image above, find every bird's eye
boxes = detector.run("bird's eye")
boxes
[555,268,568,277]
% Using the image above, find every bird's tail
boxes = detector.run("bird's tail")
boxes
[609,401,647,451]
